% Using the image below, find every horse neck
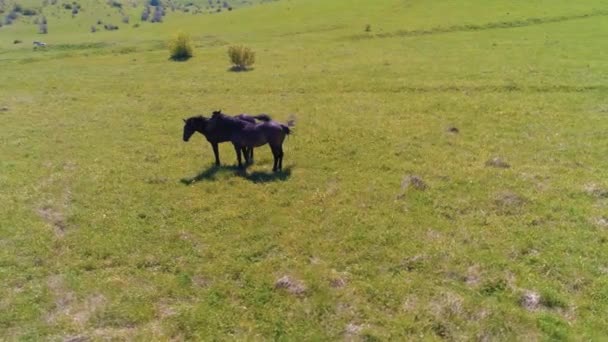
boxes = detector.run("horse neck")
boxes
[213,114,245,131]
[189,117,205,134]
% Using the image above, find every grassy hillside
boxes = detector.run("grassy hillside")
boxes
[2,0,608,340]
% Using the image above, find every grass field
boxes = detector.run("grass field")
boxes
[2,0,608,340]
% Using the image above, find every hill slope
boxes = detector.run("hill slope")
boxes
[1,0,608,339]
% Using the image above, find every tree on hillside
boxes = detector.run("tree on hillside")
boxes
[151,5,163,22]
[141,5,150,21]
[5,10,18,24]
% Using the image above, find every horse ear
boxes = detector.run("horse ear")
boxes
[183,118,186,123]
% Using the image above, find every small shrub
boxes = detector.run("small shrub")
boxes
[22,8,37,16]
[540,289,567,309]
[151,6,163,22]
[90,25,96,32]
[480,278,507,296]
[141,5,150,21]
[38,22,47,33]
[227,45,255,71]
[168,31,193,61]
[365,24,371,32]
[121,15,128,23]
[7,10,18,20]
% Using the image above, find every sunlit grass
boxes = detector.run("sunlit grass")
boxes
[1,0,608,339]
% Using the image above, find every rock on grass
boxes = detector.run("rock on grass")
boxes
[275,275,306,296]
[446,125,459,133]
[397,175,427,199]
[345,322,365,337]
[402,175,427,191]
[584,183,608,198]
[485,157,510,168]
[594,217,608,228]
[494,191,527,215]
[494,191,526,208]
[520,291,541,311]
[330,277,347,288]
[464,266,481,287]
[37,206,67,237]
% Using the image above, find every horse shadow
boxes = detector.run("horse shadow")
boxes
[180,165,292,185]
[243,167,292,183]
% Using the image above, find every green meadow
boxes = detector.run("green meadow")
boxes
[2,0,608,339]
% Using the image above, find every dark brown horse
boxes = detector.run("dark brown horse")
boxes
[182,112,271,166]
[208,110,293,171]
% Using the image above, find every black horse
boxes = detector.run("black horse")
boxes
[183,112,271,166]
[208,110,293,171]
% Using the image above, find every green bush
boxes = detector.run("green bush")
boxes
[168,32,193,61]
[227,45,255,71]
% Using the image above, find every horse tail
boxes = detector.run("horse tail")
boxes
[287,114,296,127]
[253,114,272,122]
[280,124,292,135]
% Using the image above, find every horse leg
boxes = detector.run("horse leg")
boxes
[234,145,243,168]
[270,145,279,172]
[212,142,220,166]
[249,148,254,163]
[278,145,284,171]
[241,147,250,164]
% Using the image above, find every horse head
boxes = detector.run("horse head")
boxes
[182,116,207,142]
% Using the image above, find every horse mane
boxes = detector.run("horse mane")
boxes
[184,115,209,132]
[253,114,272,122]
[210,110,246,129]
[186,115,206,121]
